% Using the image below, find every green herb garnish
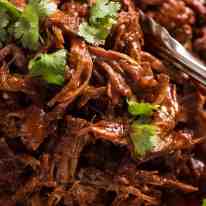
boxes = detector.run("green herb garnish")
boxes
[78,0,120,45]
[131,123,159,157]
[14,0,57,50]
[29,0,57,17]
[0,0,57,50]
[29,49,67,85]
[14,4,39,50]
[0,0,21,47]
[0,0,21,19]
[127,100,160,157]
[0,8,11,47]
[127,100,159,117]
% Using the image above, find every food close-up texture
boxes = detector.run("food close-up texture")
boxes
[1,0,206,205]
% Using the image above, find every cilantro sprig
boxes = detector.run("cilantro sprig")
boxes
[29,0,57,17]
[90,0,120,26]
[78,0,120,45]
[128,100,159,117]
[0,0,21,19]
[0,0,57,50]
[0,8,12,47]
[29,49,67,85]
[127,99,160,157]
[131,123,159,157]
[14,0,57,50]
[0,0,21,47]
[14,4,39,50]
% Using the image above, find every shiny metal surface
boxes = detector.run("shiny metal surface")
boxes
[139,10,206,86]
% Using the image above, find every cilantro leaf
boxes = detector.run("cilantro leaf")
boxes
[29,0,57,17]
[131,123,159,157]
[14,4,39,50]
[78,0,120,45]
[79,22,108,45]
[89,0,120,25]
[29,49,67,85]
[128,100,159,117]
[14,0,57,50]
[0,11,10,28]
[128,100,160,157]
[0,5,17,47]
[202,199,206,206]
[0,0,21,19]
[0,10,10,47]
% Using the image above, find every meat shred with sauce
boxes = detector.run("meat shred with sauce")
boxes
[1,0,206,206]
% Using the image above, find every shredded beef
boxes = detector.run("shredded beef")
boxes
[1,0,206,206]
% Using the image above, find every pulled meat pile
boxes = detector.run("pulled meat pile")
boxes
[1,0,206,205]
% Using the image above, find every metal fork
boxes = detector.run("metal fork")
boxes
[139,10,206,86]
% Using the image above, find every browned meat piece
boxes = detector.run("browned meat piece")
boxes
[48,38,93,115]
[14,176,56,202]
[177,87,206,138]
[0,44,27,71]
[168,130,204,151]
[133,170,198,193]
[0,139,24,192]
[20,105,46,151]
[53,134,90,184]
[51,116,90,184]
[0,93,28,138]
[89,46,157,94]
[78,167,160,205]
[96,61,132,104]
[47,186,65,206]
[0,138,15,159]
[64,118,129,147]
[14,177,41,202]
[0,66,38,95]
[18,154,40,171]
[190,157,205,178]
[0,111,21,138]
[48,2,88,34]
[112,7,143,62]
[0,197,16,206]
[140,0,164,6]
[89,120,129,145]
[183,0,206,16]
[0,0,205,205]
[111,195,143,206]
[140,51,167,73]
[193,27,206,60]
[153,76,179,137]
[164,194,201,206]
[115,162,198,205]
[51,26,65,49]
[48,10,80,33]
[145,0,194,44]
[61,2,88,17]
[38,154,54,183]
[77,86,106,108]
[147,0,194,29]
[64,182,106,206]
[89,46,138,65]
[27,193,46,206]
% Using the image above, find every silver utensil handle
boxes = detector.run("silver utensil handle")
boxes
[139,10,206,86]
[164,32,206,86]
